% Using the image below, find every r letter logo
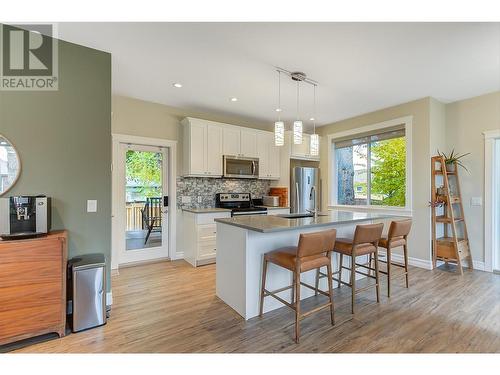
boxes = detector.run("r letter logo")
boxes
[0,23,58,91]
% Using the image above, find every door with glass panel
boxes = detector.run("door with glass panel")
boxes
[119,143,169,265]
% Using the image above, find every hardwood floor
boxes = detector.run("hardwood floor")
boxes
[12,260,500,353]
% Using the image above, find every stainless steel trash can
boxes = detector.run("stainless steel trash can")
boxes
[68,253,107,332]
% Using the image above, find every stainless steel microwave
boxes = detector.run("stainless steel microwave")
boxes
[223,155,259,179]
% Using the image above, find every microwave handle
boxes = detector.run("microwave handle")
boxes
[251,161,255,175]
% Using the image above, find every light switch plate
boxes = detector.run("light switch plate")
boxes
[470,197,482,207]
[181,196,192,204]
[87,200,98,213]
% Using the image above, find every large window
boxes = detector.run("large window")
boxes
[335,128,406,207]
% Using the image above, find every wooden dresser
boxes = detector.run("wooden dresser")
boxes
[0,231,67,346]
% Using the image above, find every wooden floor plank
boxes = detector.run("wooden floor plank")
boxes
[10,260,500,353]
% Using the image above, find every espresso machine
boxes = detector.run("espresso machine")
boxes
[0,195,51,239]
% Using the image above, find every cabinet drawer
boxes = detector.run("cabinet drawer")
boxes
[197,224,217,241]
[199,242,217,257]
[195,212,231,225]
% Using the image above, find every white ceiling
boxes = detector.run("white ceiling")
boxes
[58,22,500,127]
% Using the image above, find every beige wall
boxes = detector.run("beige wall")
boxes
[112,95,271,175]
[445,91,500,263]
[317,98,432,262]
[113,91,500,267]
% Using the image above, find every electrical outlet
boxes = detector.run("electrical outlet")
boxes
[181,196,192,204]
[197,196,202,204]
[87,200,97,213]
[470,197,482,207]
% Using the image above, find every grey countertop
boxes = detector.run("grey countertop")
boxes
[183,208,231,214]
[214,210,406,233]
[182,206,289,214]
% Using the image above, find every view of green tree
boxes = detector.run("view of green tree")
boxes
[370,138,406,206]
[126,151,162,199]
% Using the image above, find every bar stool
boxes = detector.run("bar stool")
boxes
[370,219,412,297]
[317,223,383,314]
[259,229,336,343]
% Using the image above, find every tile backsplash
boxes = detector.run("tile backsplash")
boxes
[177,177,271,209]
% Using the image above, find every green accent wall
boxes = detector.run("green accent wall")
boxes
[0,34,112,290]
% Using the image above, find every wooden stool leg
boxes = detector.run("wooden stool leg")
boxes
[374,249,380,303]
[292,271,296,305]
[367,253,373,277]
[338,254,343,289]
[326,263,335,325]
[350,254,356,314]
[314,268,320,296]
[386,246,392,297]
[259,258,268,317]
[295,271,301,343]
[403,243,409,288]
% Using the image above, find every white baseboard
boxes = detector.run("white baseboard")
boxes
[434,259,486,271]
[378,250,433,270]
[174,251,184,260]
[106,291,113,306]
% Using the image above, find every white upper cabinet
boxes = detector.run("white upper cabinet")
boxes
[223,127,258,158]
[183,117,281,180]
[222,127,240,156]
[290,132,320,161]
[240,129,258,158]
[257,132,280,180]
[182,118,223,177]
[206,124,223,175]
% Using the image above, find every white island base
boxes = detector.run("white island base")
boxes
[215,215,393,320]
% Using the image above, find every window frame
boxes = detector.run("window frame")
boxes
[328,116,413,215]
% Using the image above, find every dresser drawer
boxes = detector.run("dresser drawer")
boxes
[197,224,217,241]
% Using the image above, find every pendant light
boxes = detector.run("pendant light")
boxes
[274,71,284,146]
[310,84,319,156]
[293,81,303,145]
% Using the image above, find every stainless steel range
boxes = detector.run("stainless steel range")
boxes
[215,193,267,217]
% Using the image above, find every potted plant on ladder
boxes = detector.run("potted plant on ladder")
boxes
[437,149,470,173]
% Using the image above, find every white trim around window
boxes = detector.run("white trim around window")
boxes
[484,129,500,273]
[327,115,413,216]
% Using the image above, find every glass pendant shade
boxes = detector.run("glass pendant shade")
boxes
[293,120,303,144]
[310,133,319,156]
[274,121,285,146]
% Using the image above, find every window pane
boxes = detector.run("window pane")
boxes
[370,137,406,207]
[336,143,368,205]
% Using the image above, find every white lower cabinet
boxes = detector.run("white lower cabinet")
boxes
[183,210,231,267]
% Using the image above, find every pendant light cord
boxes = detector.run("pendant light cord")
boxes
[313,84,316,134]
[278,71,281,121]
[296,81,300,120]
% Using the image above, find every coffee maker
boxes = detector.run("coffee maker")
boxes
[0,196,51,239]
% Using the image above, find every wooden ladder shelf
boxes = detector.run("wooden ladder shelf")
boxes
[431,156,472,274]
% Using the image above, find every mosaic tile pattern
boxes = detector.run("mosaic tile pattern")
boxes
[176,177,271,209]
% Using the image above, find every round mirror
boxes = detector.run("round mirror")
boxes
[0,134,21,196]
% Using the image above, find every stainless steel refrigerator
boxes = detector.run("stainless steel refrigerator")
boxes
[290,167,320,214]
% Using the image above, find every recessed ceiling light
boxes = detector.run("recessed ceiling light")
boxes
[173,83,182,88]
[230,97,238,102]
[275,108,282,112]
[310,117,315,121]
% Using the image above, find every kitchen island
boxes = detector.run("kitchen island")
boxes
[215,210,405,320]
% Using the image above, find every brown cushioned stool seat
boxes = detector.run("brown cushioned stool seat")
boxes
[260,229,337,343]
[316,223,384,314]
[370,219,412,297]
